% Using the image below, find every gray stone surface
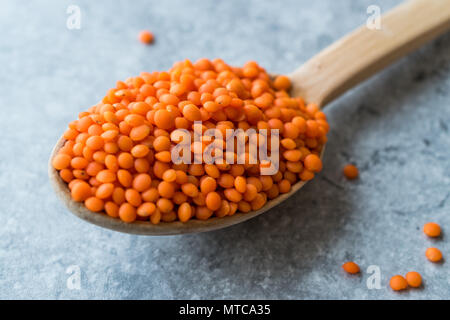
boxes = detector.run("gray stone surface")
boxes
[0,0,449,299]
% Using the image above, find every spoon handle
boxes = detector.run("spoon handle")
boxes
[289,0,450,107]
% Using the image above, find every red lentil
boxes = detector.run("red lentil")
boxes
[405,271,422,288]
[138,30,154,45]
[342,261,360,274]
[390,275,408,291]
[423,222,441,238]
[425,247,443,262]
[343,164,359,179]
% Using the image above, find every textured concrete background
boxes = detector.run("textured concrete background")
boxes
[0,0,449,299]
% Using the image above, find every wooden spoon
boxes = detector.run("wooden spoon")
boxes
[49,0,450,235]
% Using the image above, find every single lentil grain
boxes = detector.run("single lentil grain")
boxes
[342,261,360,274]
[405,271,422,288]
[425,247,443,262]
[343,164,359,179]
[423,222,441,238]
[139,30,154,45]
[390,275,408,291]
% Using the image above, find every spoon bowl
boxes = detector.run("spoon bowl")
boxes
[49,0,450,235]
[49,136,322,235]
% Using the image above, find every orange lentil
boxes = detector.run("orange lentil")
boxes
[299,169,314,181]
[117,152,134,169]
[138,30,154,45]
[343,164,359,179]
[286,161,303,173]
[259,176,273,191]
[150,208,161,224]
[304,154,322,173]
[243,184,258,202]
[118,135,133,151]
[273,75,291,91]
[158,181,176,198]
[125,188,142,207]
[234,176,247,193]
[423,222,441,238]
[238,201,251,213]
[131,144,149,158]
[59,169,74,183]
[305,120,318,138]
[157,198,174,213]
[251,193,266,210]
[137,202,156,218]
[218,174,234,189]
[266,184,279,199]
[206,192,222,211]
[292,116,306,133]
[189,164,205,176]
[117,169,132,187]
[229,164,245,177]
[172,191,188,205]
[195,206,213,220]
[119,203,137,222]
[86,136,104,150]
[53,59,328,222]
[178,203,192,222]
[104,154,119,171]
[192,193,206,206]
[52,154,71,170]
[283,150,302,162]
[390,275,408,291]
[153,136,171,151]
[96,170,116,183]
[112,187,126,205]
[134,158,150,173]
[405,272,422,288]
[175,170,188,184]
[216,200,230,217]
[162,169,177,182]
[153,161,170,179]
[224,188,242,202]
[278,179,291,193]
[132,173,152,192]
[425,247,443,262]
[284,171,297,184]
[182,104,202,122]
[105,201,119,218]
[155,151,171,162]
[205,164,220,178]
[85,197,104,212]
[283,123,300,139]
[96,183,114,199]
[229,202,238,215]
[200,176,217,194]
[142,187,159,202]
[342,262,360,274]
[129,124,151,141]
[71,181,92,202]
[281,138,296,150]
[181,183,199,198]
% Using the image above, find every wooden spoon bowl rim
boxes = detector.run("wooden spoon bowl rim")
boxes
[49,136,323,235]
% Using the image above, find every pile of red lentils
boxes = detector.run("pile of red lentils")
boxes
[52,59,328,223]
